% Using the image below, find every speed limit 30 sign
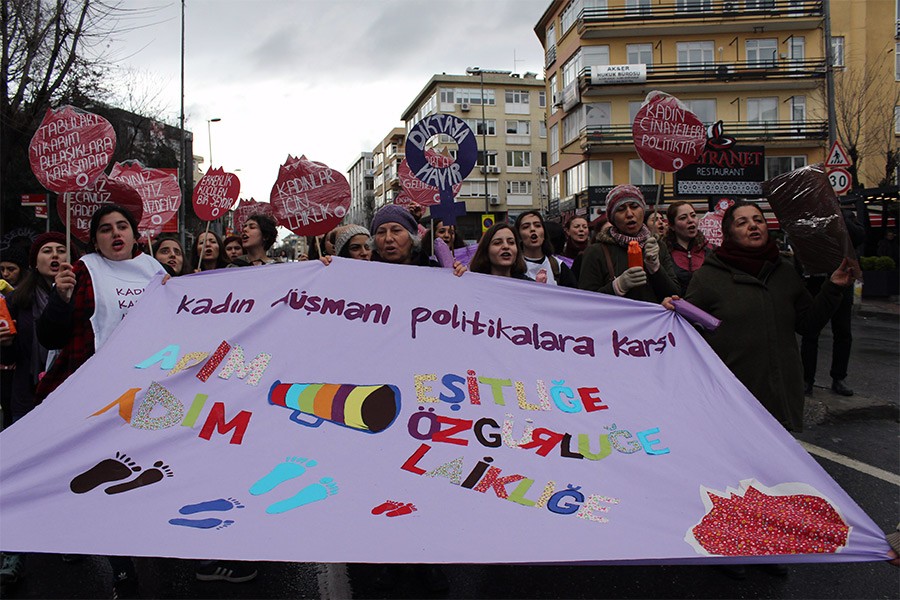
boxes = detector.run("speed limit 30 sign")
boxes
[828,167,851,195]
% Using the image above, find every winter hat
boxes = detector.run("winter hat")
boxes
[1,247,28,272]
[334,225,370,257]
[370,205,418,237]
[29,232,68,268]
[606,184,647,220]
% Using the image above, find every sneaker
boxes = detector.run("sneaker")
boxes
[195,560,258,583]
[831,379,854,396]
[0,553,24,586]
[804,381,814,396]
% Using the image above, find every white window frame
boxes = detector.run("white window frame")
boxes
[506,120,531,135]
[832,36,845,68]
[677,41,714,70]
[764,155,807,179]
[676,0,711,12]
[506,150,532,170]
[549,123,559,165]
[629,159,655,185]
[683,99,716,125]
[790,96,806,122]
[747,97,778,124]
[627,43,654,65]
[464,119,496,136]
[746,38,778,67]
[507,180,533,195]
[626,0,652,16]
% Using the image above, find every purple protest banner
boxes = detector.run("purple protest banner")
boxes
[0,260,890,564]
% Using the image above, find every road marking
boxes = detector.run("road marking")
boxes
[799,441,900,486]
[317,562,352,600]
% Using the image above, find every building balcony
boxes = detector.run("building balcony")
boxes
[577,0,823,39]
[580,59,825,96]
[577,119,826,153]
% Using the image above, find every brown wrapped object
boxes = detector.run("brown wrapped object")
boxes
[760,163,856,274]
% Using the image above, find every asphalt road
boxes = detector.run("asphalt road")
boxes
[3,313,898,599]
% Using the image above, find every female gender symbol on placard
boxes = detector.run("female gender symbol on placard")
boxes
[404,114,477,225]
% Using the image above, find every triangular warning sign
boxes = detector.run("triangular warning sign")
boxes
[827,141,851,167]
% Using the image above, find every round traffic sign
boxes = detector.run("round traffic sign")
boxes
[827,167,851,195]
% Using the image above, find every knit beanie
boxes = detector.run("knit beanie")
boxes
[370,205,418,237]
[334,225,370,257]
[606,185,647,220]
[1,247,28,272]
[29,232,68,268]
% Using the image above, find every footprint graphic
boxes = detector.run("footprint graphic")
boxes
[169,518,235,530]
[371,500,404,515]
[70,452,141,494]
[104,461,173,495]
[265,477,338,515]
[179,498,244,515]
[249,457,317,496]
[386,502,417,517]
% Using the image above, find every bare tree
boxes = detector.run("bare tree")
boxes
[833,44,900,189]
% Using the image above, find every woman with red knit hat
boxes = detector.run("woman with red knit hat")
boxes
[579,184,679,303]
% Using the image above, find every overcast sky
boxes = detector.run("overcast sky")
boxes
[106,0,549,205]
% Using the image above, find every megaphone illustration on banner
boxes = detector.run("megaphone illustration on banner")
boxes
[267,380,401,434]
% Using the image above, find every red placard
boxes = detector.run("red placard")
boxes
[193,167,241,221]
[28,105,116,193]
[632,92,706,172]
[232,198,274,236]
[270,155,351,236]
[697,198,734,248]
[58,174,144,243]
[109,161,181,242]
[21,194,47,207]
[398,148,461,207]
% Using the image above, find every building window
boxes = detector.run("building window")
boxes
[539,91,546,108]
[746,39,778,67]
[790,96,806,122]
[747,97,778,124]
[676,0,711,11]
[562,50,583,88]
[627,43,653,65]
[563,109,585,145]
[590,160,614,186]
[788,36,805,63]
[506,120,531,135]
[546,24,556,50]
[550,124,559,165]
[476,151,498,168]
[506,90,530,104]
[746,0,775,9]
[629,101,643,124]
[454,88,495,105]
[832,36,845,68]
[560,0,580,32]
[765,156,806,178]
[626,0,652,16]
[896,44,900,80]
[677,41,714,70]
[550,173,560,200]
[507,150,532,168]
[439,88,454,104]
[583,45,610,68]
[629,159,655,184]
[507,181,532,195]
[565,164,585,196]
[683,99,716,125]
[539,121,547,138]
[895,106,900,134]
[549,74,558,114]
[464,119,496,136]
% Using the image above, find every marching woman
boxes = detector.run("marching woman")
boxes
[579,185,678,303]
[666,201,857,432]
[514,210,577,287]
[33,205,163,599]
[228,214,281,267]
[665,201,710,295]
[152,233,189,277]
[192,230,229,271]
[223,235,243,263]
[468,222,530,279]
[370,205,464,276]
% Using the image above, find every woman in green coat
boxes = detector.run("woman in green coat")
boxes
[666,201,858,431]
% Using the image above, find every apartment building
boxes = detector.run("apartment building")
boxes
[400,71,548,239]
[371,127,406,212]
[347,152,375,227]
[534,0,884,222]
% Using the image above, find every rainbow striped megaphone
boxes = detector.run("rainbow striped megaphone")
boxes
[267,381,401,434]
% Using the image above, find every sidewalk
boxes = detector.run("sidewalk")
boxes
[856,295,900,320]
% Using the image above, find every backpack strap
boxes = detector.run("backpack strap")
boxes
[599,244,617,285]
[548,255,561,280]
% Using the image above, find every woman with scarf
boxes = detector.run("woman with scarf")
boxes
[666,201,857,432]
[665,201,710,295]
[579,185,678,302]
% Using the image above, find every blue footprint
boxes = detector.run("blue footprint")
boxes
[169,517,234,530]
[249,457,317,496]
[266,477,339,515]
[179,497,244,515]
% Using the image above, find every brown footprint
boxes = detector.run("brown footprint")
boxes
[104,461,173,495]
[70,452,141,494]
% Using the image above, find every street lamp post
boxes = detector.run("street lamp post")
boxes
[207,117,221,167]
[466,67,490,216]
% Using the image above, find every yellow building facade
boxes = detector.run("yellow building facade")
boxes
[535,0,898,220]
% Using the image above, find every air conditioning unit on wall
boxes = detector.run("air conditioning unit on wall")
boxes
[489,196,500,206]
[460,103,470,112]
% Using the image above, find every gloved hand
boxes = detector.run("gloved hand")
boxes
[613,266,647,295]
[643,237,660,273]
